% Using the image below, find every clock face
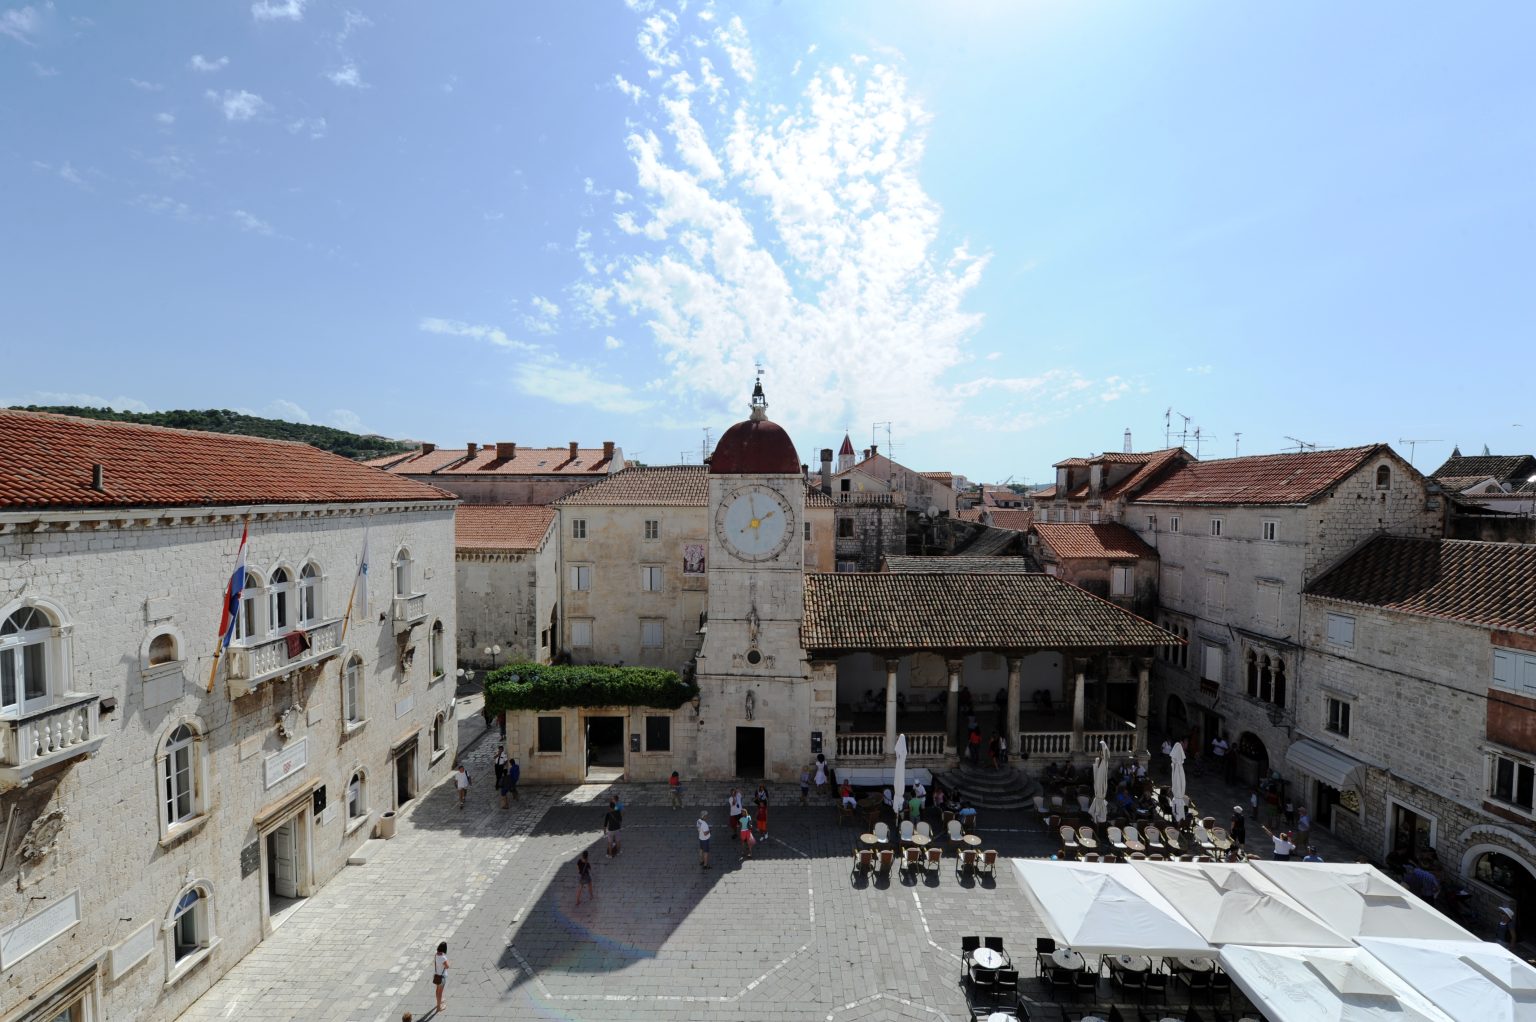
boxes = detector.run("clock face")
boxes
[715,485,795,562]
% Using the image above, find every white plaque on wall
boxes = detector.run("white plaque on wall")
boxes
[110,921,155,981]
[264,737,310,789]
[395,693,415,719]
[0,889,81,969]
[321,803,337,826]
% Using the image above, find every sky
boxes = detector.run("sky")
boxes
[4,1,1534,484]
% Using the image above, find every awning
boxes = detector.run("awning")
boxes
[1286,738,1365,791]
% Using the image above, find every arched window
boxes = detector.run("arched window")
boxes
[343,656,364,726]
[160,721,207,833]
[430,621,445,680]
[432,712,446,755]
[1259,656,1273,702]
[268,567,291,634]
[1376,465,1392,490]
[394,548,412,598]
[235,572,264,642]
[1473,850,1529,894]
[1,605,54,713]
[148,632,179,666]
[347,769,367,821]
[1246,650,1259,697]
[298,562,320,624]
[165,881,216,979]
[1273,660,1287,708]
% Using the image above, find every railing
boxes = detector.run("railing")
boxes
[837,732,884,759]
[1022,731,1074,756]
[906,732,946,757]
[393,593,428,632]
[1084,730,1136,754]
[0,693,104,786]
[836,492,903,506]
[227,619,343,693]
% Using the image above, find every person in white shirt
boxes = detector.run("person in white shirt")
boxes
[696,810,711,869]
[1262,824,1295,860]
[727,789,744,839]
[453,764,471,809]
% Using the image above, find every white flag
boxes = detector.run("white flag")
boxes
[355,525,370,618]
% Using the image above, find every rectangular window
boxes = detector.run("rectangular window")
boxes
[570,619,593,647]
[1204,572,1226,613]
[537,716,563,753]
[570,565,591,592]
[804,522,812,540]
[1202,643,1224,684]
[1210,518,1224,537]
[571,518,587,539]
[1493,648,1536,697]
[1169,515,1181,533]
[837,518,854,538]
[645,714,671,752]
[1163,566,1183,601]
[1146,515,1157,531]
[1492,754,1535,812]
[1326,697,1352,737]
[644,519,660,540]
[1110,565,1132,596]
[1262,520,1278,542]
[1257,580,1281,627]
[641,619,664,648]
[1326,613,1356,648]
[640,565,664,592]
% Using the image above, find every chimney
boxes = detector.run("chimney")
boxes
[421,442,436,455]
[466,442,478,459]
[801,463,809,480]
[90,463,105,492]
[870,444,879,457]
[819,448,833,493]
[862,448,870,460]
[568,441,579,459]
[496,442,516,461]
[603,441,615,461]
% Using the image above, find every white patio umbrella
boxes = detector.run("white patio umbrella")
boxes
[1358,936,1536,1022]
[1130,860,1352,947]
[1169,739,1188,821]
[1012,859,1211,956]
[892,732,907,808]
[1220,944,1457,1022]
[1251,862,1476,942]
[1089,740,1110,824]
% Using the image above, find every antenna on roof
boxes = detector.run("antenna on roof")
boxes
[1284,436,1318,453]
[700,427,714,464]
[1124,428,1132,453]
[1396,438,1442,467]
[1233,432,1242,457]
[1164,408,1173,448]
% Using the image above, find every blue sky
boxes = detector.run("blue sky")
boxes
[4,1,1533,483]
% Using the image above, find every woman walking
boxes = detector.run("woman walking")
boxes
[432,941,450,1013]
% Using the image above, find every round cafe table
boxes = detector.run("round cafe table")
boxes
[910,834,932,847]
[1113,954,1151,972]
[962,834,983,847]
[1051,948,1085,971]
[859,833,879,846]
[972,947,1006,970]
[1176,956,1215,972]
[986,1013,1016,1022]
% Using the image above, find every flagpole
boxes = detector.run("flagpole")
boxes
[338,575,359,645]
[207,516,251,693]
[339,516,370,645]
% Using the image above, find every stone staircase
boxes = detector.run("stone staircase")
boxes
[935,760,1042,811]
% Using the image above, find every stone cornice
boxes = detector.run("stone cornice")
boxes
[0,499,457,535]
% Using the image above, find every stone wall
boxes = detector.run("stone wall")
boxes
[455,524,558,668]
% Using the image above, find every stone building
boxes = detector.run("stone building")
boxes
[368,440,625,505]
[0,410,457,1022]
[1029,522,1159,619]
[1299,536,1536,927]
[454,505,557,670]
[1124,444,1441,785]
[1032,447,1193,525]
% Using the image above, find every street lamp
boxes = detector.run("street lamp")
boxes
[456,667,475,686]
[484,644,501,669]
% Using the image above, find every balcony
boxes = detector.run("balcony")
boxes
[0,693,106,789]
[835,731,946,762]
[835,492,903,506]
[392,594,428,634]
[227,618,344,697]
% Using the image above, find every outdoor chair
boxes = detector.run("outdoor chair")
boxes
[899,820,915,845]
[875,848,895,879]
[957,848,978,878]
[901,846,923,879]
[873,821,891,845]
[1033,794,1049,819]
[1059,825,1080,851]
[837,803,854,827]
[916,820,934,840]
[925,846,943,874]
[943,810,957,827]
[970,967,998,1006]
[948,819,966,849]
[1076,826,1099,850]
[1113,966,1146,997]
[1210,970,1232,1002]
[1078,794,1092,813]
[1123,825,1147,852]
[1143,826,1165,851]
[1193,824,1217,855]
[1033,937,1055,975]
[1149,853,1166,860]
[961,935,981,973]
[977,849,999,878]
[1141,969,1169,1004]
[1072,965,1099,1000]
[995,968,1019,1005]
[1049,795,1064,811]
[1162,826,1183,851]
[1108,826,1128,851]
[1178,854,1196,862]
[1081,852,1100,862]
[850,847,873,882]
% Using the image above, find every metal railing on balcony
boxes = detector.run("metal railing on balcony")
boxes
[0,693,105,787]
[227,619,343,695]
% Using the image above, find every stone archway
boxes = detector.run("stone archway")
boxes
[1165,695,1189,747]
[1464,845,1536,940]
[1235,731,1270,787]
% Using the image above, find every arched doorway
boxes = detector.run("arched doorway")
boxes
[1235,732,1269,788]
[1470,848,1536,942]
[1165,695,1189,750]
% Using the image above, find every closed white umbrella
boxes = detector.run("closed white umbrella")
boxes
[892,732,907,809]
[1089,740,1110,824]
[1169,739,1188,821]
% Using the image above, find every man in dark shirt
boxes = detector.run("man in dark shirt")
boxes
[575,850,593,905]
[603,798,623,857]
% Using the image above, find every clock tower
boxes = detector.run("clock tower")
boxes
[694,381,819,780]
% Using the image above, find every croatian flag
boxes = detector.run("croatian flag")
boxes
[217,523,249,649]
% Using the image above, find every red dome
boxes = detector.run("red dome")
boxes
[709,418,800,474]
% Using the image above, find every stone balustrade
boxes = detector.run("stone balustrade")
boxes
[1084,730,1137,754]
[0,692,106,787]
[392,593,428,633]
[227,618,343,695]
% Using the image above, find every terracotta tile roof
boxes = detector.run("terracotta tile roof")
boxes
[802,573,1180,653]
[839,434,855,455]
[455,505,556,551]
[1131,445,1388,506]
[988,509,1035,531]
[1438,475,1501,493]
[0,409,455,510]
[435,445,618,476]
[1033,523,1156,560]
[955,507,984,522]
[920,471,956,488]
[1100,448,1192,500]
[883,555,1038,574]
[1430,452,1536,486]
[555,465,707,507]
[1053,457,1091,468]
[1305,536,1536,635]
[1032,485,1058,500]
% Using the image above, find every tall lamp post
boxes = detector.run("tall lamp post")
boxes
[484,644,501,670]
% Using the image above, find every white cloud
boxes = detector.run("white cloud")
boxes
[514,363,651,414]
[615,73,646,103]
[326,63,364,88]
[134,194,192,219]
[56,161,86,188]
[251,0,306,22]
[266,399,311,423]
[189,53,228,72]
[288,116,327,138]
[329,408,363,432]
[156,111,175,125]
[593,16,989,437]
[418,316,537,353]
[6,391,151,413]
[128,77,163,91]
[232,209,274,235]
[524,295,561,334]
[208,89,269,121]
[605,335,624,350]
[338,9,371,41]
[0,5,43,45]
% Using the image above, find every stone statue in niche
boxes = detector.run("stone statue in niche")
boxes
[19,808,66,863]
[399,644,417,674]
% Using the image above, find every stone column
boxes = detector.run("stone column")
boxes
[944,657,964,755]
[1006,656,1023,759]
[1071,665,1086,759]
[1134,661,1151,763]
[884,657,901,757]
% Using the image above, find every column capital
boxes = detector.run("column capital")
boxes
[945,658,966,675]
[1006,655,1024,672]
[884,657,903,674]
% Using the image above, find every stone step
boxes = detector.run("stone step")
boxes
[935,767,1041,812]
